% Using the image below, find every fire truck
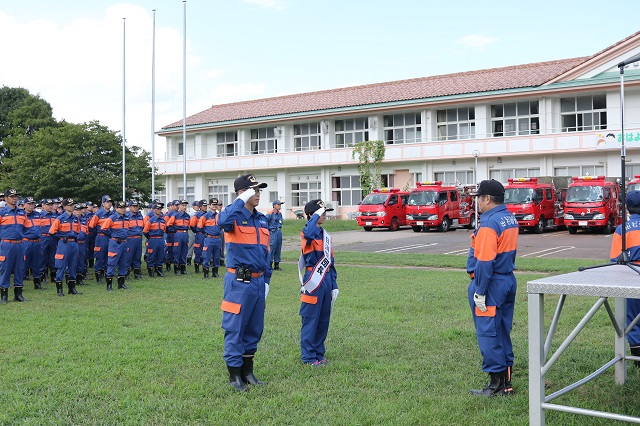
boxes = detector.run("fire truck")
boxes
[356,187,410,231]
[406,181,473,232]
[563,175,621,234]
[628,175,640,193]
[504,177,565,233]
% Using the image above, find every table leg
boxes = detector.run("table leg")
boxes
[615,297,627,385]
[529,292,545,426]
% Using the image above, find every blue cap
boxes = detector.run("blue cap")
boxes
[628,191,640,209]
[172,200,180,206]
[102,195,112,203]
[272,200,284,206]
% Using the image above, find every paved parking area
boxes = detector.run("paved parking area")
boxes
[285,227,614,260]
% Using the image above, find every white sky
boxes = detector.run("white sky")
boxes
[1,0,638,161]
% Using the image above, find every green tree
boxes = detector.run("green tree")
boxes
[351,140,386,198]
[0,86,56,143]
[0,120,161,202]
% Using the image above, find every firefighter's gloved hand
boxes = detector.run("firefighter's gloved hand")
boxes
[473,293,487,313]
[264,282,269,300]
[314,207,326,217]
[239,188,256,203]
[331,289,339,301]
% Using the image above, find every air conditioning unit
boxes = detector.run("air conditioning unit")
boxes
[321,121,330,133]
[273,127,283,137]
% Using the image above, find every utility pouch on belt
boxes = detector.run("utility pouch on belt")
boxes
[235,267,252,283]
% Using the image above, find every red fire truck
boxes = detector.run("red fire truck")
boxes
[406,181,473,232]
[563,175,621,234]
[356,187,410,231]
[504,177,565,233]
[628,175,640,193]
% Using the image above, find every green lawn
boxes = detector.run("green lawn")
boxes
[1,254,638,425]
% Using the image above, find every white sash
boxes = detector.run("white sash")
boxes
[298,229,332,294]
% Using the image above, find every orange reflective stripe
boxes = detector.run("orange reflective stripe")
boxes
[202,246,208,251]
[0,256,5,261]
[260,228,270,246]
[94,246,101,252]
[474,227,498,262]
[55,253,64,260]
[301,235,324,254]
[226,225,258,245]
[301,294,318,304]
[108,252,117,257]
[497,227,518,253]
[221,300,241,314]
[147,248,153,253]
[194,243,200,248]
[475,306,496,317]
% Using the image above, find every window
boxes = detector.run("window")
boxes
[331,175,362,206]
[491,101,539,137]
[437,107,475,141]
[177,186,195,205]
[434,170,474,185]
[489,168,540,182]
[217,131,238,157]
[379,174,395,188]
[626,164,640,179]
[383,112,422,144]
[554,165,605,177]
[208,185,229,206]
[291,181,321,206]
[268,191,279,204]
[335,118,369,148]
[155,189,167,206]
[560,95,607,132]
[294,123,321,151]
[178,142,184,156]
[250,127,277,154]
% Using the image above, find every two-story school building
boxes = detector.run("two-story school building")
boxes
[156,32,640,219]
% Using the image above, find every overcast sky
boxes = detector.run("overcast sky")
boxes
[1,0,637,160]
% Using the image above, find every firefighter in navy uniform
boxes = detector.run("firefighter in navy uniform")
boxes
[610,191,640,366]
[49,198,83,296]
[167,200,190,275]
[88,195,113,282]
[22,197,42,288]
[37,198,58,285]
[102,201,130,291]
[164,200,179,271]
[266,200,284,270]
[85,201,97,269]
[466,180,519,397]
[218,174,272,392]
[0,188,32,303]
[190,200,208,273]
[75,203,89,285]
[143,202,166,277]
[126,200,144,279]
[198,198,223,278]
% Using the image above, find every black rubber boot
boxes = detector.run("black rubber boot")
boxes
[77,274,85,286]
[68,280,82,295]
[470,371,506,397]
[106,277,113,291]
[95,271,103,283]
[50,270,56,283]
[117,276,128,289]
[504,366,514,395]
[133,268,142,279]
[203,267,209,278]
[0,288,7,303]
[14,287,26,302]
[88,258,94,268]
[34,277,43,290]
[147,267,155,278]
[165,262,171,271]
[180,264,188,275]
[212,267,219,278]
[187,257,192,266]
[155,267,165,277]
[274,262,282,271]
[227,366,248,392]
[631,346,640,367]
[175,265,180,276]
[194,263,200,274]
[55,281,65,297]
[241,355,267,385]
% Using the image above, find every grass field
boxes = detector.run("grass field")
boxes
[1,249,639,425]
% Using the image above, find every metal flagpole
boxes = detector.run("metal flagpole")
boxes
[122,17,127,201]
[182,1,187,200]
[151,9,156,198]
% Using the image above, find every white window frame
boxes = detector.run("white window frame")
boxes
[294,122,321,151]
[249,127,277,154]
[177,186,196,205]
[436,107,476,141]
[208,185,229,206]
[335,117,369,148]
[491,101,540,137]
[553,165,605,177]
[331,175,362,207]
[489,168,540,183]
[383,112,422,144]
[217,131,238,157]
[560,95,607,132]
[291,181,321,206]
[434,170,475,186]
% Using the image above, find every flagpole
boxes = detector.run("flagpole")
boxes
[122,17,126,201]
[151,9,156,198]
[182,0,187,200]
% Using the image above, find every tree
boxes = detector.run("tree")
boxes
[0,86,56,144]
[0,120,161,203]
[351,140,386,197]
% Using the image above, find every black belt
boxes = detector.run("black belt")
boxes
[98,233,107,237]
[2,239,21,243]
[62,237,77,242]
[129,235,142,239]
[111,238,127,243]
[149,236,163,239]
[206,234,220,238]
[176,230,187,233]
[23,238,40,242]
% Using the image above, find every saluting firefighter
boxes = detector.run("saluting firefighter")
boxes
[218,174,272,392]
[189,199,208,273]
[0,188,32,303]
[49,198,83,296]
[101,201,130,291]
[467,179,519,397]
[142,202,167,277]
[299,200,339,366]
[88,195,113,282]
[166,200,190,275]
[198,198,223,278]
[266,200,284,271]
[126,200,144,279]
[22,197,42,288]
